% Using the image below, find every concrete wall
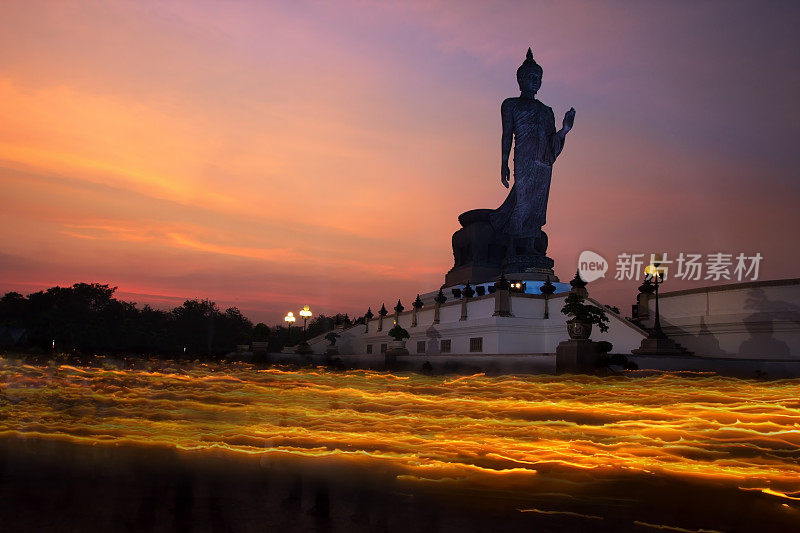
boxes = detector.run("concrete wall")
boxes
[641,279,800,359]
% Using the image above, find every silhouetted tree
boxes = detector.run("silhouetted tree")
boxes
[0,283,358,358]
[215,307,254,349]
[0,292,28,327]
[24,283,128,352]
[172,299,219,357]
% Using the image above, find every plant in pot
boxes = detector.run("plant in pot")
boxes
[323,331,340,357]
[324,331,340,346]
[387,324,410,351]
[561,292,609,340]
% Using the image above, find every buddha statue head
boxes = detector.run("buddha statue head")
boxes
[516,47,543,96]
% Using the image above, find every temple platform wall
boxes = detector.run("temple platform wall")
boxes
[308,292,647,357]
[293,278,800,374]
[639,279,800,359]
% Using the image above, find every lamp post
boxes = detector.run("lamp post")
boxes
[644,263,666,339]
[294,305,313,354]
[284,311,296,341]
[299,305,312,337]
[632,260,689,356]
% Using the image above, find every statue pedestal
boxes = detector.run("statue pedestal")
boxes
[445,264,557,287]
[445,264,504,287]
[503,255,554,275]
[444,209,557,287]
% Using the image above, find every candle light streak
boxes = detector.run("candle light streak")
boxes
[1,359,799,501]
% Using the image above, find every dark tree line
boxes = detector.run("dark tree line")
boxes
[0,283,255,357]
[0,283,360,358]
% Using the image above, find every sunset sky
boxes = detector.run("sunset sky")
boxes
[1,1,799,324]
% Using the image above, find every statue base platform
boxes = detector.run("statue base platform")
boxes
[444,264,557,287]
[503,253,554,273]
[444,264,503,287]
[445,207,557,287]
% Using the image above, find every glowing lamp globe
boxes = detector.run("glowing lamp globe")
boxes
[644,264,663,279]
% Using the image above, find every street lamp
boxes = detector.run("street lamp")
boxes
[284,311,296,338]
[632,260,688,355]
[294,305,313,354]
[644,263,666,339]
[299,305,312,336]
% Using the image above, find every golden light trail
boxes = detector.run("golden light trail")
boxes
[1,358,799,504]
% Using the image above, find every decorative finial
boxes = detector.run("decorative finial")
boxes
[435,288,447,304]
[413,294,424,309]
[378,303,388,316]
[570,270,589,298]
[570,269,587,288]
[494,272,510,291]
[394,299,404,313]
[540,275,556,296]
[463,282,475,298]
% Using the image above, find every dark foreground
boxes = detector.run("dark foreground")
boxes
[1,436,799,532]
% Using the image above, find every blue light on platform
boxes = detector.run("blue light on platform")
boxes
[449,280,571,296]
[521,280,571,295]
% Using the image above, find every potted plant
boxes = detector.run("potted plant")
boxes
[324,331,340,356]
[561,292,609,340]
[386,324,410,360]
[388,324,410,346]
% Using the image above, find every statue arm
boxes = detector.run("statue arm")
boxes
[550,106,575,160]
[500,99,514,187]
